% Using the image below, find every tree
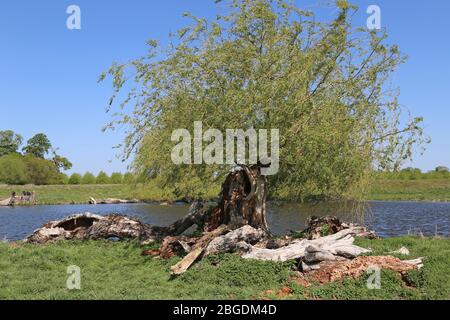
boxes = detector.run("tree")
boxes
[52,155,73,171]
[68,173,82,185]
[59,173,69,185]
[123,172,135,184]
[81,172,96,184]
[435,166,449,173]
[101,0,426,201]
[23,155,61,185]
[96,171,110,184]
[23,133,52,158]
[110,172,123,184]
[0,154,29,185]
[0,130,23,157]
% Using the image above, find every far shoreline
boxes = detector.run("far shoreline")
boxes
[1,180,450,206]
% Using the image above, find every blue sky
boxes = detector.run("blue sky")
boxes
[0,0,449,174]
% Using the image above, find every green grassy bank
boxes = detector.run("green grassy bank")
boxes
[369,179,450,202]
[1,179,450,205]
[0,184,135,205]
[0,237,448,300]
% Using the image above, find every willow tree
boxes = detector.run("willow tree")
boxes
[101,0,426,202]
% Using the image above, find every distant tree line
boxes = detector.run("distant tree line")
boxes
[0,130,72,185]
[65,172,135,185]
[0,130,135,186]
[376,166,450,180]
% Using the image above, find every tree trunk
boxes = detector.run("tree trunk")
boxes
[205,165,269,233]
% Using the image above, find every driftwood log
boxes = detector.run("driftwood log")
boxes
[237,226,371,262]
[89,197,140,204]
[0,191,36,206]
[25,213,152,244]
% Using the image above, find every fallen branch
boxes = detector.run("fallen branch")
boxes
[170,225,230,276]
[89,197,140,204]
[204,225,267,256]
[238,227,371,262]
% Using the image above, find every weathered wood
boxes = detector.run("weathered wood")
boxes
[300,256,424,284]
[0,191,36,206]
[205,165,269,233]
[163,201,208,236]
[25,213,151,244]
[89,197,140,204]
[158,236,197,258]
[238,227,371,262]
[204,225,267,256]
[170,225,229,276]
[294,215,377,240]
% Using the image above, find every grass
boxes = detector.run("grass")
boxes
[0,184,136,205]
[0,237,449,300]
[1,178,450,205]
[369,179,450,202]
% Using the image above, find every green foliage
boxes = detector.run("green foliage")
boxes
[22,133,51,159]
[0,130,23,157]
[375,168,450,181]
[59,173,69,185]
[0,154,29,185]
[110,172,123,184]
[68,173,82,185]
[435,166,449,173]
[123,172,135,184]
[102,0,426,202]
[96,171,110,184]
[81,172,96,184]
[52,155,72,171]
[22,155,61,185]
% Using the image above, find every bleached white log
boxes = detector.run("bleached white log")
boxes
[204,225,267,256]
[239,227,371,262]
[403,257,424,269]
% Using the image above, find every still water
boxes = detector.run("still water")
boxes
[0,201,449,241]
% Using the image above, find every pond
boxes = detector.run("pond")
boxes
[0,201,449,241]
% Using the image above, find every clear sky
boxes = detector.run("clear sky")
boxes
[0,0,449,174]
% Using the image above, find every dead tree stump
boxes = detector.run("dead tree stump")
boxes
[205,165,269,233]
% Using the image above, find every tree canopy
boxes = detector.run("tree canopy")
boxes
[101,0,427,201]
[0,131,72,185]
[0,130,23,157]
[23,133,52,158]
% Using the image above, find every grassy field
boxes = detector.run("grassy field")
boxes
[1,179,450,205]
[369,179,450,202]
[0,237,449,300]
[0,184,136,205]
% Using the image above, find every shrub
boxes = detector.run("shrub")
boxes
[110,172,123,184]
[68,173,82,185]
[81,172,96,184]
[0,154,29,185]
[96,171,110,184]
[123,172,135,184]
[23,155,61,185]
